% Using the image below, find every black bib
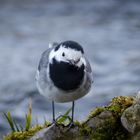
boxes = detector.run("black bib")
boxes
[49,58,85,91]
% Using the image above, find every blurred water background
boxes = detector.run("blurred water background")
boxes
[0,0,140,137]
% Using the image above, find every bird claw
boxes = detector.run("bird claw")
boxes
[68,121,75,128]
[63,121,75,132]
[52,120,58,126]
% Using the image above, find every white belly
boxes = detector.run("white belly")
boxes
[37,75,91,103]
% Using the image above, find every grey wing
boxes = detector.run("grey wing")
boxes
[37,49,51,72]
[35,48,51,85]
[85,57,92,73]
[36,43,59,95]
[37,42,59,71]
[85,57,93,84]
[36,42,59,81]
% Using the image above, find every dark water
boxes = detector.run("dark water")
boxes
[0,0,140,137]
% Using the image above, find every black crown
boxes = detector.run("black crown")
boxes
[55,41,84,54]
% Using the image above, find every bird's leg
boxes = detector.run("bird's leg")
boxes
[71,101,75,126]
[65,101,75,131]
[52,101,56,124]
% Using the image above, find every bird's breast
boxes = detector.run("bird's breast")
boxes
[49,59,85,91]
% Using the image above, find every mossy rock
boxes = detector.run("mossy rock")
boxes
[4,96,135,140]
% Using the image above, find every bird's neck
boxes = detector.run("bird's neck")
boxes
[49,58,85,91]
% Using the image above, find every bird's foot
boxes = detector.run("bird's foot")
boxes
[52,120,58,126]
[52,115,66,126]
[64,121,75,132]
[68,121,75,128]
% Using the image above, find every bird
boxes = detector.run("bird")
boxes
[36,41,93,125]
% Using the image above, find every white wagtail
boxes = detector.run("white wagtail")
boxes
[36,41,93,124]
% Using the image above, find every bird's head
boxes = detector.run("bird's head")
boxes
[49,41,86,67]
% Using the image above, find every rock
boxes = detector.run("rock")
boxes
[121,104,140,134]
[121,92,140,134]
[29,124,58,140]
[86,110,116,129]
[29,124,81,140]
[135,91,140,104]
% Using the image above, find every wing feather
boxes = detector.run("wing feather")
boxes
[38,42,59,71]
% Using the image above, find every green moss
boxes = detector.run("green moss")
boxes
[107,96,134,115]
[79,123,92,136]
[87,107,105,121]
[80,114,128,140]
[111,96,134,106]
[82,96,134,140]
[88,96,134,120]
[3,124,49,140]
[74,120,81,126]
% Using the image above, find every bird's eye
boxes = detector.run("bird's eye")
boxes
[62,52,65,57]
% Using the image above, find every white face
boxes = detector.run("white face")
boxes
[49,45,86,67]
